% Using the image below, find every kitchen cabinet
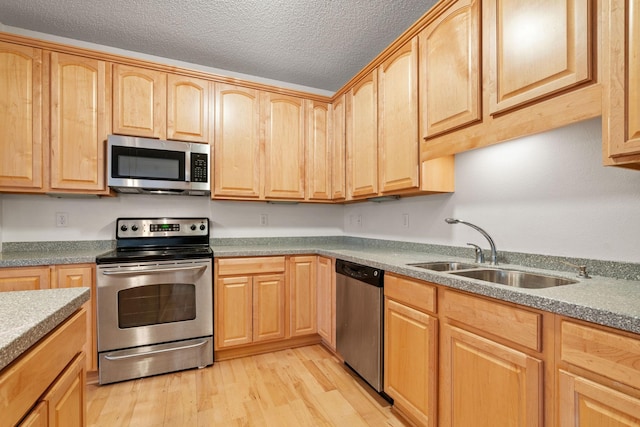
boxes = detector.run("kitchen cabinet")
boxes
[377,37,419,193]
[52,264,97,372]
[306,100,332,201]
[262,92,306,200]
[1,309,86,427]
[316,256,335,349]
[215,257,286,349]
[346,71,378,199]
[113,64,210,142]
[0,42,43,191]
[288,256,317,337]
[0,266,50,292]
[602,0,640,167]
[384,274,438,427]
[439,289,546,427]
[557,318,640,425]
[419,0,480,137]
[49,52,110,193]
[213,83,262,199]
[331,95,346,200]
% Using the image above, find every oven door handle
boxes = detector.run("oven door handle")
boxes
[101,265,207,275]
[103,339,210,361]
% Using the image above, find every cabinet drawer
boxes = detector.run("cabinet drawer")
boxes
[560,320,640,390]
[217,256,286,276]
[385,274,436,314]
[441,290,541,351]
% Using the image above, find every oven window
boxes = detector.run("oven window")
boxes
[117,284,196,328]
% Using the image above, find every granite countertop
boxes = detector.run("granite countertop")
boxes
[0,288,90,371]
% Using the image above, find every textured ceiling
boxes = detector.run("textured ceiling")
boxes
[0,0,439,93]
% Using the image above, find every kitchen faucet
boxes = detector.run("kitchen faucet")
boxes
[445,218,498,265]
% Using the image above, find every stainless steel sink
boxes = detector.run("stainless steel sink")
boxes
[450,268,578,289]
[408,261,478,272]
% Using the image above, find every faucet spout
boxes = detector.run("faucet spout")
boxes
[445,218,498,265]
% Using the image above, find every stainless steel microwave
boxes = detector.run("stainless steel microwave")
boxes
[107,135,210,196]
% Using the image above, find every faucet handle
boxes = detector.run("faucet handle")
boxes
[467,243,485,264]
[560,260,591,278]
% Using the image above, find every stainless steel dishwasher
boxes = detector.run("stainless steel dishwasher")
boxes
[336,259,385,393]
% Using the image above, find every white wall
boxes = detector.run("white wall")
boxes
[345,118,640,263]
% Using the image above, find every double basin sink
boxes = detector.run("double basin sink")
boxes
[408,261,578,289]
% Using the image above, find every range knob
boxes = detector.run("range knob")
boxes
[120,224,128,232]
[200,224,206,231]
[190,224,197,231]
[131,225,139,232]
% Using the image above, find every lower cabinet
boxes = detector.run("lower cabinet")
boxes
[316,256,336,349]
[288,256,317,337]
[0,266,50,292]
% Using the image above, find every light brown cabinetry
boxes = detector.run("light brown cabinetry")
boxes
[316,256,335,349]
[0,266,50,292]
[37,353,86,427]
[166,74,211,143]
[557,319,640,425]
[384,274,438,427]
[306,101,332,200]
[0,42,43,191]
[288,256,317,337]
[377,38,419,193]
[331,95,346,200]
[49,52,110,193]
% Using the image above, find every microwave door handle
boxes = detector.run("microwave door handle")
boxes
[101,265,207,275]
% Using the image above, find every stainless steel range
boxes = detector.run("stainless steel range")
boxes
[96,217,213,385]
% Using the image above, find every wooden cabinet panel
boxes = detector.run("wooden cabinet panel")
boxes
[18,401,47,427]
[50,52,109,192]
[316,256,335,348]
[385,298,437,427]
[487,0,592,114]
[0,266,50,292]
[346,72,378,199]
[385,274,436,314]
[253,274,286,342]
[42,353,86,427]
[306,100,331,200]
[420,0,480,137]
[558,370,640,426]
[167,74,210,143]
[378,38,419,193]
[440,324,542,427]
[263,92,305,199]
[216,276,253,348]
[0,42,43,190]
[113,64,166,139]
[213,83,261,198]
[289,256,317,337]
[216,256,285,276]
[331,95,346,200]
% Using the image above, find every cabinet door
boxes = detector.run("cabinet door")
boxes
[420,0,480,137]
[263,92,305,199]
[331,94,346,200]
[18,401,47,427]
[378,38,419,193]
[289,256,317,337]
[50,53,109,192]
[253,274,286,342]
[385,298,437,427]
[0,42,43,190]
[213,83,261,198]
[216,276,253,348]
[558,370,640,426]
[306,100,331,200]
[53,264,96,372]
[440,324,542,427]
[487,0,592,114]
[167,74,210,143]
[113,64,166,139]
[316,256,335,349]
[347,72,378,199]
[0,266,50,292]
[42,353,86,427]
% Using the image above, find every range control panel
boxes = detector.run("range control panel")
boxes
[116,217,209,239]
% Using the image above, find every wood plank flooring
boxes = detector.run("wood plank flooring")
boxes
[87,345,407,426]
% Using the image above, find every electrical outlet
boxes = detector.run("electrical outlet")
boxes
[402,213,410,228]
[55,212,69,227]
[356,214,362,227]
[259,213,268,226]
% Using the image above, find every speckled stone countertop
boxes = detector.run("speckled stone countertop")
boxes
[0,288,90,371]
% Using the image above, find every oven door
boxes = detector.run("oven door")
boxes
[97,259,213,352]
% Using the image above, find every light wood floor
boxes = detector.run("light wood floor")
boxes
[87,345,407,426]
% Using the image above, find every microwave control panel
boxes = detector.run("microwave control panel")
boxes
[191,153,208,183]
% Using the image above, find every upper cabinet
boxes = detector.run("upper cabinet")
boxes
[113,64,211,143]
[419,0,481,137]
[306,100,332,201]
[331,95,346,200]
[346,71,378,199]
[378,37,420,193]
[487,0,592,114]
[0,42,43,191]
[602,0,640,167]
[49,52,110,192]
